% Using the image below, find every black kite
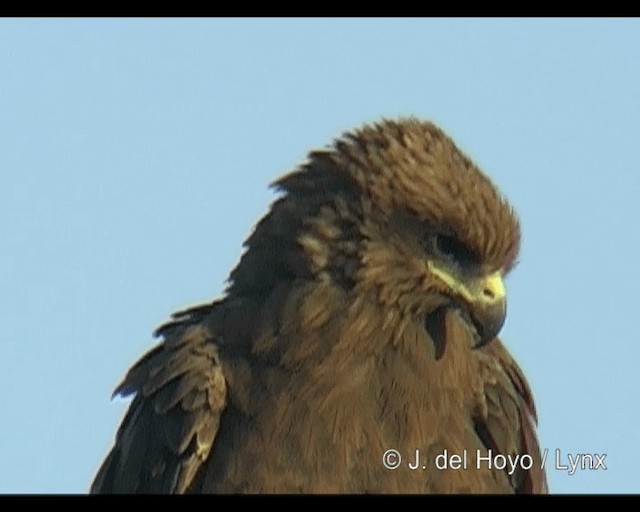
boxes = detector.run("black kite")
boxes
[91,118,548,493]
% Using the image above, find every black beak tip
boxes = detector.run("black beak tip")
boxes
[473,301,507,347]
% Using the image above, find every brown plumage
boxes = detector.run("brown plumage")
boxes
[91,117,548,494]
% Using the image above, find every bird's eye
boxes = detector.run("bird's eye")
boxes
[432,234,476,266]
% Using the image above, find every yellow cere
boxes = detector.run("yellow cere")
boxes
[427,261,505,304]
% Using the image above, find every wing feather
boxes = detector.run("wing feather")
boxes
[91,323,226,494]
[476,339,548,494]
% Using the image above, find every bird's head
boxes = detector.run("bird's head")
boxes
[229,118,520,353]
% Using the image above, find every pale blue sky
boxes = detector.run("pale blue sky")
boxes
[1,18,638,494]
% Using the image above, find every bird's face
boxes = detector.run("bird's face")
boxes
[349,206,513,358]
[422,230,507,347]
[303,118,521,354]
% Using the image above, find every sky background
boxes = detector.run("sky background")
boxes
[1,18,637,494]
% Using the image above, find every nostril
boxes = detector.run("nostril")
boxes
[483,287,495,299]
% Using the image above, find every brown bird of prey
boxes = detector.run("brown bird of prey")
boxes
[91,117,547,494]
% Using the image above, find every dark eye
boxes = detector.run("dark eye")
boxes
[432,234,476,266]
